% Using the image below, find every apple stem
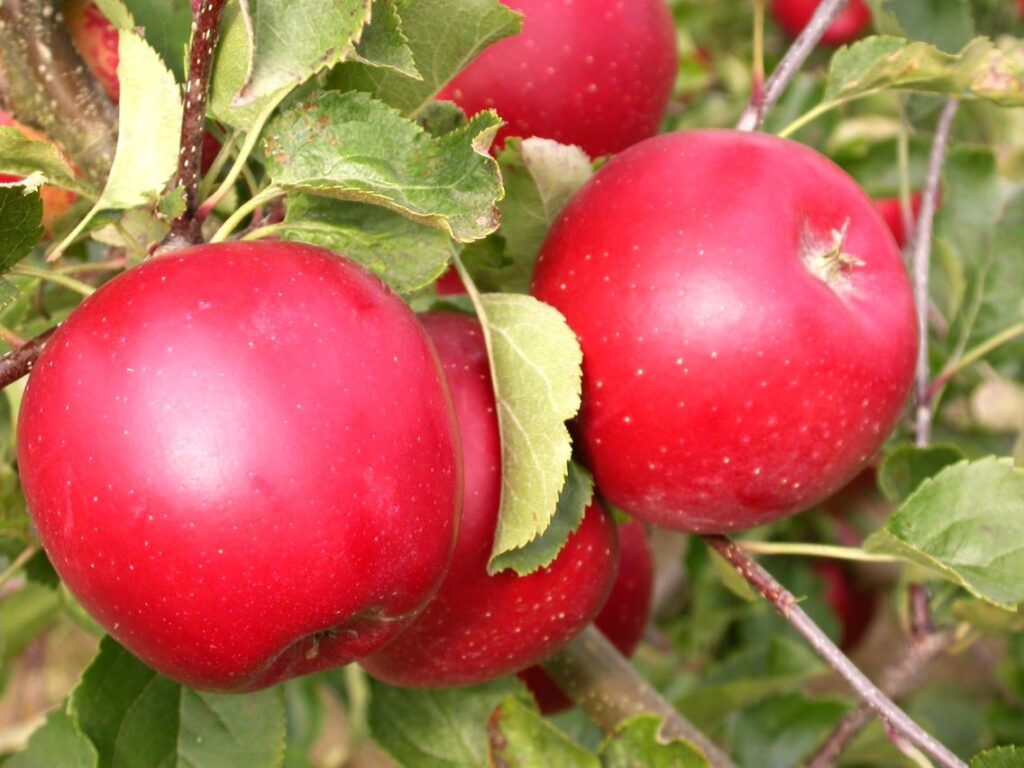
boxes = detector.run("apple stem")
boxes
[542,625,736,768]
[913,99,959,447]
[735,0,851,132]
[703,536,968,768]
[165,0,228,249]
[0,328,57,391]
[0,0,117,187]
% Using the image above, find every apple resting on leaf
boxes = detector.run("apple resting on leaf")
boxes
[437,0,678,158]
[360,312,619,688]
[518,520,653,714]
[0,111,77,234]
[532,130,917,533]
[17,242,462,692]
[770,0,872,47]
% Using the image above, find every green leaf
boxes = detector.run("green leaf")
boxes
[69,637,286,768]
[824,36,1024,107]
[367,676,527,768]
[487,697,599,768]
[263,91,502,242]
[972,746,1024,768]
[108,0,193,82]
[102,32,183,209]
[236,0,374,105]
[951,597,1024,633]
[727,695,850,768]
[458,293,583,566]
[865,457,1024,609]
[675,637,825,731]
[877,444,966,503]
[488,460,593,575]
[0,129,89,196]
[6,709,98,768]
[0,183,44,269]
[279,195,452,294]
[329,0,522,116]
[599,716,710,768]
[348,0,420,77]
[708,547,758,603]
[873,0,975,53]
[462,138,593,294]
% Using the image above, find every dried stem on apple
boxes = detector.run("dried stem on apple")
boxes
[913,98,959,447]
[543,625,737,768]
[735,0,850,132]
[703,536,967,768]
[0,0,117,186]
[166,0,228,248]
[0,329,56,391]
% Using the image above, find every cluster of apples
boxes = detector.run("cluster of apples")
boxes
[17,0,913,700]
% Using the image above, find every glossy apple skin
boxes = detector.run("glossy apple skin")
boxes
[361,312,619,688]
[770,0,872,46]
[518,520,652,714]
[437,0,678,158]
[0,111,77,234]
[17,242,462,692]
[532,131,917,533]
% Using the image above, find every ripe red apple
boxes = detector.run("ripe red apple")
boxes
[17,242,462,692]
[0,111,77,234]
[770,0,872,47]
[518,520,652,714]
[436,0,678,158]
[532,130,917,534]
[360,312,619,688]
[873,193,924,250]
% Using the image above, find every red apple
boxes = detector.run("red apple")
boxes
[434,267,466,296]
[770,0,872,47]
[64,0,221,172]
[0,111,77,234]
[17,242,461,692]
[532,130,917,534]
[873,193,925,250]
[360,312,619,688]
[436,0,678,158]
[816,561,876,650]
[518,520,652,714]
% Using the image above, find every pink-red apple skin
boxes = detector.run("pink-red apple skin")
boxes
[532,130,917,534]
[770,0,872,47]
[437,0,678,158]
[361,312,619,688]
[518,521,652,714]
[0,111,78,234]
[17,242,462,692]
[873,193,925,250]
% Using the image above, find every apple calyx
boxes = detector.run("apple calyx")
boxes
[802,219,865,289]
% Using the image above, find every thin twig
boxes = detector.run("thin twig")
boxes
[914,99,960,447]
[736,0,850,132]
[165,0,228,248]
[703,536,966,768]
[0,545,39,590]
[542,626,736,768]
[806,627,960,768]
[0,0,117,186]
[0,328,56,391]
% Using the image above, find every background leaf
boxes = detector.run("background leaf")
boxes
[6,710,98,768]
[599,715,710,768]
[487,697,598,767]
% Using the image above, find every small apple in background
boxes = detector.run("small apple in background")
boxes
[437,0,678,158]
[434,267,466,296]
[17,241,462,692]
[518,521,653,714]
[64,0,221,171]
[873,193,927,250]
[532,130,917,534]
[0,111,77,234]
[360,312,619,688]
[770,0,872,47]
[815,561,877,651]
